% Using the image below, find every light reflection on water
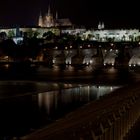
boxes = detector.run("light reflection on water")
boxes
[0,81,120,138]
[38,85,120,117]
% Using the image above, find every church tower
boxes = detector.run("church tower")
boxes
[98,22,105,30]
[54,11,58,26]
[47,5,51,16]
[44,5,54,27]
[101,22,104,29]
[98,22,102,30]
[38,12,43,27]
[55,11,58,20]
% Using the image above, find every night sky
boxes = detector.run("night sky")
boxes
[0,0,139,29]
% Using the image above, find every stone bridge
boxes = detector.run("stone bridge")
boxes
[49,48,100,65]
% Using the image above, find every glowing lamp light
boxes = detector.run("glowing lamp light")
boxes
[70,46,72,48]
[90,60,93,63]
[52,59,55,64]
[3,55,8,58]
[129,64,131,67]
[65,47,68,49]
[4,64,9,68]
[80,46,82,49]
[111,43,114,46]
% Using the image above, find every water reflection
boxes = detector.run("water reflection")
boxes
[38,85,120,117]
[0,82,120,138]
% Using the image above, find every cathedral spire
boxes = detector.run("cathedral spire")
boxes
[47,5,51,16]
[101,22,104,29]
[98,21,104,30]
[98,22,101,30]
[38,11,43,27]
[56,11,58,19]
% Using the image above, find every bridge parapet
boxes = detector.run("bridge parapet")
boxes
[22,83,140,140]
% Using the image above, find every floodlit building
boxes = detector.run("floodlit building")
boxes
[38,6,72,28]
[73,28,140,42]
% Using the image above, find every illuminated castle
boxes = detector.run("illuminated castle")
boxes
[38,6,72,27]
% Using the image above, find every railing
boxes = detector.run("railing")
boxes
[21,83,140,140]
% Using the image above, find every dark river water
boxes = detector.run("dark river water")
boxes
[0,65,139,139]
[0,81,120,138]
